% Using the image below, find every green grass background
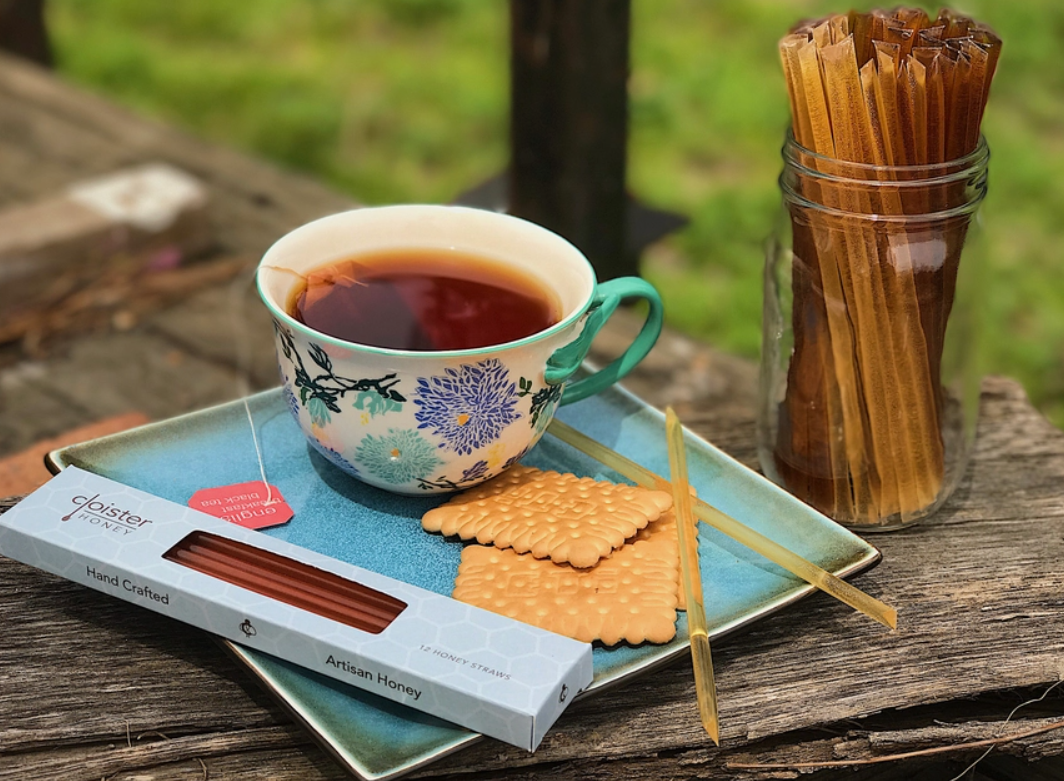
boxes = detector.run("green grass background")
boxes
[46,0,1064,427]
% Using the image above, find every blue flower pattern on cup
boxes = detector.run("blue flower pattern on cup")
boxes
[502,446,531,471]
[414,359,521,455]
[277,342,563,488]
[417,458,495,492]
[356,428,444,485]
[461,459,490,483]
[282,385,301,421]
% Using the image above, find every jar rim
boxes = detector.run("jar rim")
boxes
[779,174,988,222]
[780,129,989,222]
[783,128,990,185]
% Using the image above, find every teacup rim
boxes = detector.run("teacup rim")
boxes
[256,205,597,358]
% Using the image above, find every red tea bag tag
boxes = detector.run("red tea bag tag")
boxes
[189,481,293,529]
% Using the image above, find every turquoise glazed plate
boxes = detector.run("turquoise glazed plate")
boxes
[48,383,880,780]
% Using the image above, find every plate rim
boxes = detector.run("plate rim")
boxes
[45,384,882,780]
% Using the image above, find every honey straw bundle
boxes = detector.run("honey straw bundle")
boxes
[775,8,1000,524]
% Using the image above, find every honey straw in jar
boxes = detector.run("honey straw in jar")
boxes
[759,9,1001,529]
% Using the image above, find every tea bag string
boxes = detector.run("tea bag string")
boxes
[229,269,278,507]
[260,262,368,287]
[259,264,304,280]
[241,261,357,504]
[239,260,372,498]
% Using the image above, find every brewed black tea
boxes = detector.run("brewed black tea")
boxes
[288,248,561,351]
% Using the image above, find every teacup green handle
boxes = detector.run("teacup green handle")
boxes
[545,277,664,405]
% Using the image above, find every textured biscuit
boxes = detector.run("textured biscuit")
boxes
[453,522,681,645]
[421,465,674,568]
[632,509,688,611]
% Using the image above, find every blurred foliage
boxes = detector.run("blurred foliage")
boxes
[48,0,1064,427]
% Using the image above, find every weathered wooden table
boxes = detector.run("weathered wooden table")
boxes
[2,53,1063,781]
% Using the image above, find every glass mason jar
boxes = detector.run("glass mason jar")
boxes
[759,132,988,531]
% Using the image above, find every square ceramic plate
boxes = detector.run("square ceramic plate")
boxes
[48,383,880,780]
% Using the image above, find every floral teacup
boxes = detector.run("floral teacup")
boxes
[257,205,663,494]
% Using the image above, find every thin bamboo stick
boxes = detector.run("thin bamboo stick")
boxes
[875,42,904,164]
[865,59,944,489]
[963,39,991,153]
[797,39,836,155]
[822,37,907,516]
[896,61,919,166]
[780,36,817,159]
[828,14,849,46]
[665,408,720,744]
[926,57,947,165]
[812,18,832,50]
[919,25,946,44]
[946,51,974,160]
[862,61,944,513]
[795,37,876,516]
[973,26,1003,118]
[863,55,942,514]
[911,58,928,164]
[546,419,898,629]
[896,7,931,33]
[850,10,874,68]
[781,36,850,515]
[884,23,915,61]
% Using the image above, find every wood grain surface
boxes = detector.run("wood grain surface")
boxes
[1,52,1063,780]
[3,375,1063,781]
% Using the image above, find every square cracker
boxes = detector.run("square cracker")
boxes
[632,508,688,611]
[421,465,674,568]
[453,512,682,646]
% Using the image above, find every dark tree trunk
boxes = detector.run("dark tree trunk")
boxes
[0,0,53,67]
[509,0,633,280]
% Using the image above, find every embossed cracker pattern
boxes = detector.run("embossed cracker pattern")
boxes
[632,510,687,611]
[453,538,680,646]
[421,466,674,568]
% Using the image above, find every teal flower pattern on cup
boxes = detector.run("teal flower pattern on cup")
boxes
[356,428,444,486]
[414,359,521,455]
[307,397,332,428]
[353,391,403,419]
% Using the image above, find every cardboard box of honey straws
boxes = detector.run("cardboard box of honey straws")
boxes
[0,466,593,750]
